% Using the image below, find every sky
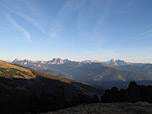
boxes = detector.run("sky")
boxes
[0,0,152,63]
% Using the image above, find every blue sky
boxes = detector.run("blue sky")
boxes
[0,0,152,63]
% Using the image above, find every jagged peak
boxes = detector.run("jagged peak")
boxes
[14,58,21,61]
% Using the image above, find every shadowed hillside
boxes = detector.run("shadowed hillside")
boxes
[0,60,102,114]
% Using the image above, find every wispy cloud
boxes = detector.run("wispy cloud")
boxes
[1,0,50,37]
[75,0,116,46]
[20,0,49,34]
[130,29,152,40]
[1,0,80,40]
[76,0,80,10]
[48,0,78,39]
[68,0,80,11]
[96,0,115,26]
[1,0,113,43]
[5,13,32,42]
[77,0,115,31]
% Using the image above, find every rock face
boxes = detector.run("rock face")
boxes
[82,60,103,64]
[47,58,64,64]
[108,59,131,66]
[109,59,118,66]
[43,102,152,114]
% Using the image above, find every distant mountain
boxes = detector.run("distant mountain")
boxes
[12,58,72,65]
[12,58,147,67]
[0,60,102,113]
[11,58,152,83]
[47,58,71,64]
[81,60,103,64]
[106,59,131,66]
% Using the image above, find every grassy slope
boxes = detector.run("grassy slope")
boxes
[0,60,35,79]
[0,60,78,83]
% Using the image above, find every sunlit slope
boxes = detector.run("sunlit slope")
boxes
[0,60,75,83]
[0,60,36,79]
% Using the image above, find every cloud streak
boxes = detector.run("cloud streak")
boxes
[5,13,32,42]
[2,0,78,40]
[2,1,46,33]
[1,0,51,39]
[76,0,80,10]
[129,29,152,40]
[48,0,78,39]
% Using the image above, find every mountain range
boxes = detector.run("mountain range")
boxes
[12,58,149,66]
[11,58,152,88]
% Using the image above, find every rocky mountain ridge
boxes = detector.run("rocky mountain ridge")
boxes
[12,58,150,66]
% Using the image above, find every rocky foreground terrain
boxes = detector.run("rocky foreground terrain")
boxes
[42,102,152,114]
